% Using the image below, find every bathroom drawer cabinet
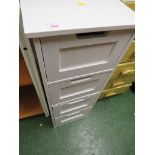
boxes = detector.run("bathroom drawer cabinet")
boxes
[20,0,134,127]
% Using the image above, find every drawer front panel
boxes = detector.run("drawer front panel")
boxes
[112,61,135,79]
[40,30,133,82]
[54,107,91,127]
[48,71,111,104]
[51,93,99,118]
[105,75,134,90]
[59,42,115,72]
[99,84,132,99]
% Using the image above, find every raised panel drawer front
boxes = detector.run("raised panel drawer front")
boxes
[40,30,134,82]
[54,107,91,127]
[51,93,99,118]
[48,71,111,104]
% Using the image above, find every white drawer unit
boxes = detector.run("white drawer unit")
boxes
[51,93,99,118]
[20,0,135,127]
[48,71,111,104]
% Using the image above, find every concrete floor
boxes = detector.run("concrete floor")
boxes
[20,90,135,155]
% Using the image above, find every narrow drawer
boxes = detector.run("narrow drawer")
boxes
[48,71,111,104]
[105,75,134,89]
[54,107,92,127]
[51,93,99,118]
[99,84,132,99]
[112,61,135,79]
[40,30,134,82]
[120,41,135,63]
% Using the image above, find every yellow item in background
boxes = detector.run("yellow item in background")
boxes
[121,41,135,63]
[99,0,135,100]
[105,75,134,90]
[99,84,132,99]
[121,0,135,10]
[77,1,87,6]
[112,62,135,79]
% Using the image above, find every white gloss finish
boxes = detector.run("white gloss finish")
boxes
[20,0,134,38]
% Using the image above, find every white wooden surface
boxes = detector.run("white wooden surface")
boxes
[33,38,56,127]
[20,0,135,38]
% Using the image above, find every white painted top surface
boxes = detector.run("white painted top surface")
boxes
[20,0,135,38]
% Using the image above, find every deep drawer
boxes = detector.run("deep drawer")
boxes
[54,107,92,127]
[48,71,111,104]
[51,93,99,118]
[40,30,133,82]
